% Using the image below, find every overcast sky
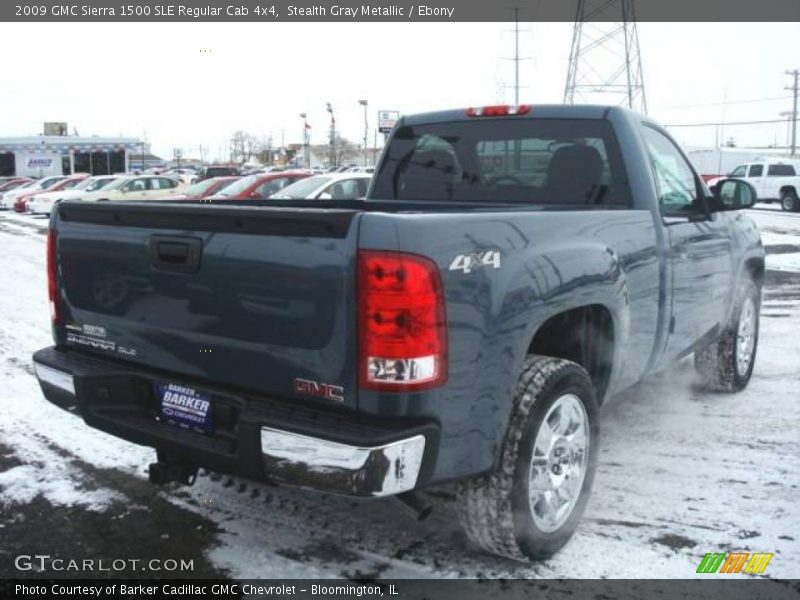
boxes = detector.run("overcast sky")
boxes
[0,21,797,160]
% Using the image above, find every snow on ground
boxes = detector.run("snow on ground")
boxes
[0,208,797,580]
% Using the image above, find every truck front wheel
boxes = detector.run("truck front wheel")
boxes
[695,279,760,391]
[456,356,599,561]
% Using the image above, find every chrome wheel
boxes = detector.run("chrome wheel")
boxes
[782,195,794,211]
[528,393,589,533]
[736,296,756,377]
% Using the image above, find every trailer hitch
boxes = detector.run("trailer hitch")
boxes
[148,461,198,486]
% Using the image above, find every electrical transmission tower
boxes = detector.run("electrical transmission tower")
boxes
[564,0,648,114]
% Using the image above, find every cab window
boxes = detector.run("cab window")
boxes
[748,165,763,177]
[641,126,701,215]
[729,165,747,177]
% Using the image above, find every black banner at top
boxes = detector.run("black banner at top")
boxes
[2,0,799,22]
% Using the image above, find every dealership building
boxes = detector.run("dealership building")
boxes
[0,135,143,178]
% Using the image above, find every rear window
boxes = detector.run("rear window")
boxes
[371,118,630,206]
[767,164,796,176]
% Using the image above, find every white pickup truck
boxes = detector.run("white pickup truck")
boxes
[707,160,800,211]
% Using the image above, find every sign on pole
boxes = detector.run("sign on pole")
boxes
[378,110,400,134]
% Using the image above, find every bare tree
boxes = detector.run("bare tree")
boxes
[230,130,262,164]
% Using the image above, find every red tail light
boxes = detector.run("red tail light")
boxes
[46,229,59,325]
[357,250,447,391]
[466,104,531,117]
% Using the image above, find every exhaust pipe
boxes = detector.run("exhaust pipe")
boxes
[394,492,433,521]
[148,461,198,486]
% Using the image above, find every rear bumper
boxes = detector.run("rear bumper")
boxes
[32,346,438,497]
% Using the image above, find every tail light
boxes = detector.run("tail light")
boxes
[46,228,59,325]
[466,104,531,117]
[357,250,447,391]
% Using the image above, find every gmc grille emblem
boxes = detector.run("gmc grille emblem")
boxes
[293,378,345,403]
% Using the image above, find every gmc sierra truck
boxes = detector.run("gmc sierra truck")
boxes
[33,105,764,561]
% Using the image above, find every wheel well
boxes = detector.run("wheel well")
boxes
[527,304,614,401]
[744,256,765,288]
[779,185,797,197]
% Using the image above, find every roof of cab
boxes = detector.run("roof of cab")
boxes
[400,104,637,127]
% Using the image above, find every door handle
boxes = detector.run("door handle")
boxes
[149,235,203,273]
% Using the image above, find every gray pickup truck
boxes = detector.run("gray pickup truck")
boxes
[33,105,764,561]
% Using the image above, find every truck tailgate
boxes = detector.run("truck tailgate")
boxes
[52,202,361,409]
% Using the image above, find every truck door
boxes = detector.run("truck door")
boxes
[641,126,733,361]
[747,164,766,199]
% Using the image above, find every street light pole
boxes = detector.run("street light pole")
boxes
[326,102,336,167]
[299,112,309,168]
[358,99,368,166]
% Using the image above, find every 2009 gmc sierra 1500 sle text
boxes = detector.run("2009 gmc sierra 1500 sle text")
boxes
[33,105,764,561]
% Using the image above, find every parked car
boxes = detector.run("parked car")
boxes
[345,165,376,174]
[28,176,124,216]
[197,165,239,181]
[15,176,85,213]
[72,175,186,202]
[270,172,372,200]
[0,177,33,192]
[706,160,800,211]
[209,171,311,200]
[33,104,763,562]
[0,175,66,209]
[163,168,198,185]
[173,176,239,200]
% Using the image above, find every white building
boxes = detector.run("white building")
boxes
[0,135,143,178]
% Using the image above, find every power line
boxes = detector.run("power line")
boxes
[665,118,797,128]
[653,95,792,110]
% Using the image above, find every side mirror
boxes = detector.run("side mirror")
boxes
[712,178,756,211]
[317,192,332,200]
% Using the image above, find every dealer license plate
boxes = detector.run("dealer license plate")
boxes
[156,382,214,433]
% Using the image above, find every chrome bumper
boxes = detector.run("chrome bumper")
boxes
[260,427,426,497]
[33,354,428,498]
[34,362,76,395]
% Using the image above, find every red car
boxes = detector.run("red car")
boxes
[0,178,33,192]
[174,176,239,200]
[14,175,88,213]
[210,171,311,200]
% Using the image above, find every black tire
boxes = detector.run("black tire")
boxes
[695,279,760,392]
[456,355,599,561]
[780,189,799,212]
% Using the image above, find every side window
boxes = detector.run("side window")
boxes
[641,126,700,215]
[128,179,148,191]
[159,177,177,189]
[356,178,369,197]
[729,165,747,177]
[255,179,285,197]
[748,165,764,177]
[767,164,795,176]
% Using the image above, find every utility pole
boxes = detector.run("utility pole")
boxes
[326,103,336,167]
[300,113,309,168]
[358,99,368,166]
[501,7,529,104]
[786,69,799,157]
[514,8,519,104]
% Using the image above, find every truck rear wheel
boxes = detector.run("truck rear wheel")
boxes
[694,279,760,391]
[781,189,799,212]
[456,356,598,561]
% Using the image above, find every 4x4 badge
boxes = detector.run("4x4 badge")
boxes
[449,250,501,274]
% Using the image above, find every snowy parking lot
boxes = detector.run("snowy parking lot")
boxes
[0,206,797,581]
